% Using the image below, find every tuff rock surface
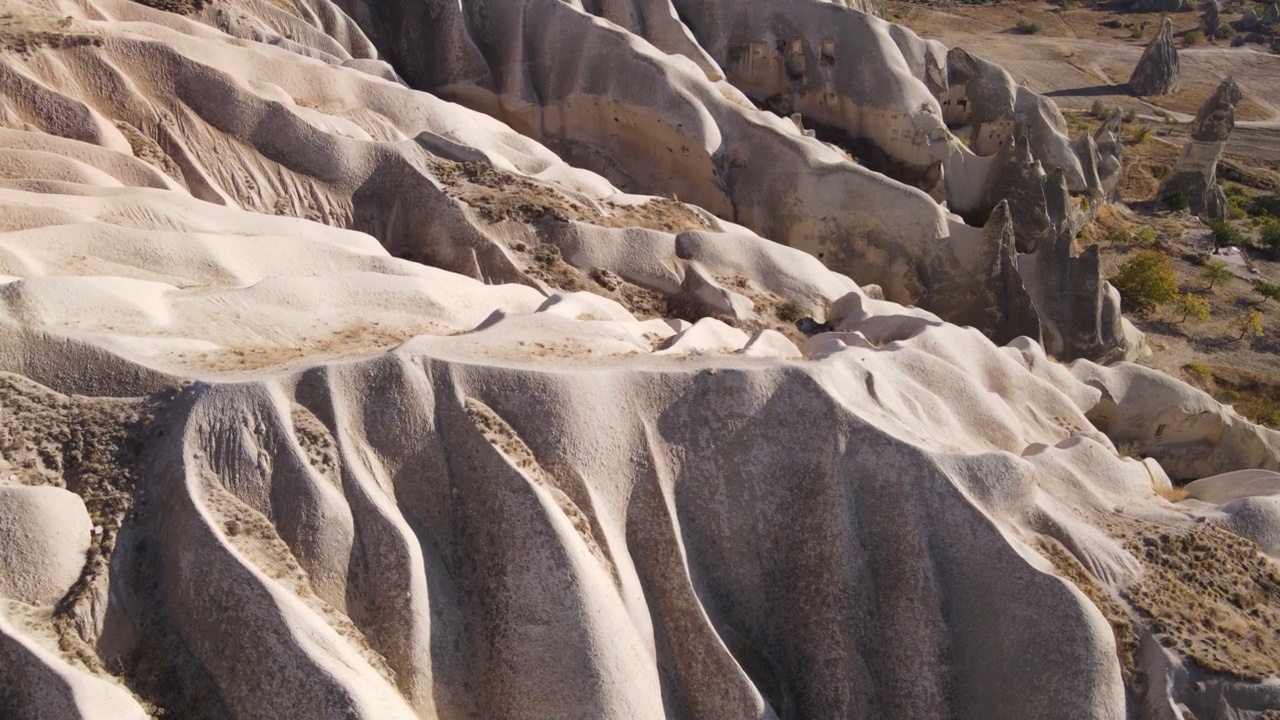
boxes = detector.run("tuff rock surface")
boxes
[1129,18,1181,97]
[1159,77,1242,220]
[0,0,1277,719]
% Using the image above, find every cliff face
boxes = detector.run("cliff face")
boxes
[0,0,1279,718]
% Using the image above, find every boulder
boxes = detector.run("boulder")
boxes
[1238,7,1260,30]
[1128,18,1180,96]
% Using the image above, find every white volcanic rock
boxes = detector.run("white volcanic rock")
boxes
[0,485,92,606]
[1069,360,1280,480]
[0,0,1276,718]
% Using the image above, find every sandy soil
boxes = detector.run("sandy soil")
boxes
[889,1,1280,166]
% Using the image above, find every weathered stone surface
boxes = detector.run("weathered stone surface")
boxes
[1159,77,1242,219]
[978,127,1052,253]
[1201,0,1222,35]
[1128,18,1180,96]
[1094,110,1124,200]
[1017,170,1144,363]
[6,0,1280,717]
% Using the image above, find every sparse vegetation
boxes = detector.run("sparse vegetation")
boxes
[1261,220,1280,256]
[1132,126,1152,143]
[1210,219,1244,248]
[1253,279,1280,305]
[1170,293,1211,323]
[1183,360,1212,379]
[0,14,103,53]
[1200,258,1234,291]
[1182,29,1205,46]
[1111,250,1180,311]
[1016,19,1042,34]
[1091,98,1110,119]
[1130,22,1148,39]
[131,0,205,14]
[1237,308,1266,340]
[1164,190,1189,211]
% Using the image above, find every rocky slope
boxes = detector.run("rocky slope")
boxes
[0,0,1278,718]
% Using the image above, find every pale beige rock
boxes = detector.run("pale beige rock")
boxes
[0,0,1275,717]
[0,486,91,606]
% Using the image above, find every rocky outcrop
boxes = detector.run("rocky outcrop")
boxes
[1017,170,1144,363]
[1071,362,1280,480]
[1201,0,1222,35]
[1159,77,1242,219]
[1238,7,1261,30]
[318,0,1131,358]
[2,0,1280,717]
[1128,18,1180,97]
[1093,110,1125,201]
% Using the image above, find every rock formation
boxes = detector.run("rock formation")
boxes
[1128,18,1180,97]
[1239,7,1261,30]
[1201,0,1222,37]
[326,0,1133,360]
[1266,2,1280,26]
[0,0,1277,718]
[1159,77,1242,219]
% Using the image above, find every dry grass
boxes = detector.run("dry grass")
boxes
[1035,537,1140,682]
[515,242,758,332]
[0,13,102,54]
[1154,483,1189,502]
[432,160,713,234]
[178,322,444,373]
[0,374,230,717]
[1181,361,1280,429]
[1121,520,1280,680]
[202,480,397,684]
[114,120,185,183]
[130,0,206,15]
[715,274,810,345]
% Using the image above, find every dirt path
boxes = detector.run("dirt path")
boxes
[890,2,1280,163]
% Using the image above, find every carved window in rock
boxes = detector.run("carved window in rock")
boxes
[821,38,836,66]
[786,38,806,78]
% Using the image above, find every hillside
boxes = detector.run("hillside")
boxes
[0,0,1278,718]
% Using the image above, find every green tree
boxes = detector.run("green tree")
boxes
[1210,219,1243,249]
[1237,309,1265,340]
[1254,280,1280,305]
[1200,258,1233,291]
[1111,250,1180,312]
[1261,220,1280,257]
[1171,293,1210,324]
